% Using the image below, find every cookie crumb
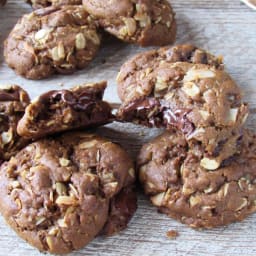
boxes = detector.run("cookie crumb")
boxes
[166,230,179,239]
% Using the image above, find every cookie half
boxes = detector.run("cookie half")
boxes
[83,0,176,46]
[0,85,30,162]
[138,130,256,228]
[4,6,101,80]
[17,81,113,139]
[0,132,136,254]
[117,62,248,162]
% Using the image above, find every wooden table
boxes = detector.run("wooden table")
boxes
[0,0,256,255]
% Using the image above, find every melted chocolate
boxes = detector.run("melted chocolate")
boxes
[39,89,97,112]
[120,97,195,134]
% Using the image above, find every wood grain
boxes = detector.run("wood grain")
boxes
[0,1,256,255]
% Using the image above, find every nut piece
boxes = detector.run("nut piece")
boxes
[46,236,54,251]
[59,158,70,167]
[189,195,201,207]
[123,18,137,36]
[34,29,49,42]
[1,129,13,145]
[35,216,46,226]
[151,192,165,206]
[55,195,77,205]
[226,108,239,123]
[182,82,200,97]
[79,140,98,149]
[199,110,210,120]
[51,43,65,61]
[128,168,135,178]
[184,68,215,82]
[75,33,86,50]
[200,157,220,170]
[55,182,67,196]
[155,77,168,93]
[235,198,248,211]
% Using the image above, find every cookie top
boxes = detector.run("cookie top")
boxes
[27,0,81,9]
[117,44,223,101]
[83,0,176,46]
[138,129,256,228]
[0,132,136,253]
[4,6,101,80]
[117,62,248,157]
[17,81,113,139]
[0,85,30,162]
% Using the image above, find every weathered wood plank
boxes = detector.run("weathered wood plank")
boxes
[0,0,256,255]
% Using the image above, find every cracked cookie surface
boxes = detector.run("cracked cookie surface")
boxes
[117,61,248,162]
[138,129,256,228]
[0,85,30,162]
[0,132,136,254]
[83,0,176,46]
[17,81,113,140]
[4,5,101,80]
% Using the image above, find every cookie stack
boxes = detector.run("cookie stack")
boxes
[0,83,136,254]
[117,44,256,228]
[4,0,176,79]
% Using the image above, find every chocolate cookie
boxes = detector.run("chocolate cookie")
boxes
[0,132,136,254]
[27,0,81,9]
[0,85,30,162]
[117,44,223,102]
[138,129,256,229]
[83,0,176,46]
[17,81,113,139]
[117,62,248,162]
[4,6,101,80]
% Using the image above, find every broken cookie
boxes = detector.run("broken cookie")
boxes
[4,5,101,79]
[17,81,113,139]
[0,85,30,162]
[83,0,176,46]
[138,129,256,228]
[117,62,248,160]
[0,132,136,254]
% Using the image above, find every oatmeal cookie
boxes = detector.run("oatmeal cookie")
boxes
[0,132,136,253]
[117,62,248,162]
[17,81,113,139]
[138,129,256,228]
[4,6,101,80]
[83,0,176,46]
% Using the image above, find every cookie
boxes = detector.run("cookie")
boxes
[0,132,136,254]
[138,129,256,229]
[117,44,223,102]
[117,62,248,161]
[27,0,81,9]
[83,0,176,46]
[4,6,101,80]
[0,85,30,162]
[17,81,113,139]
